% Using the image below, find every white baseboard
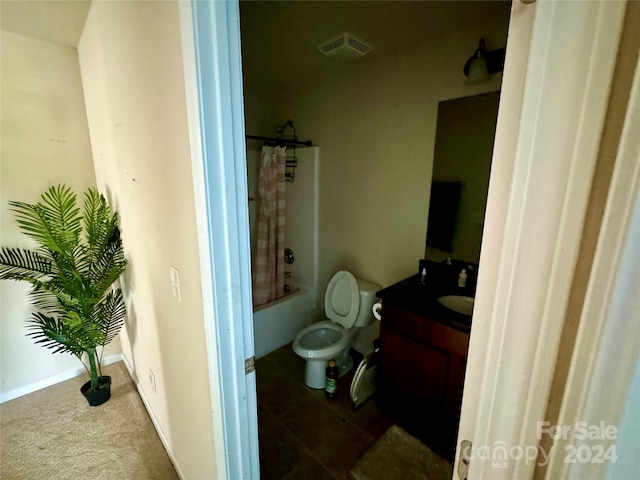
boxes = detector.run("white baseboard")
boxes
[0,353,123,404]
[120,354,185,480]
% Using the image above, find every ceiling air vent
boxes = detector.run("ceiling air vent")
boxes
[318,33,371,62]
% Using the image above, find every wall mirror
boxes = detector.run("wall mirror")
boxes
[425,91,500,265]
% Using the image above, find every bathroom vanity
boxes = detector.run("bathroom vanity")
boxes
[375,261,473,460]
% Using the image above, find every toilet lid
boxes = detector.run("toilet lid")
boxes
[325,271,360,329]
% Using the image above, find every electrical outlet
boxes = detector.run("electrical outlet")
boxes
[169,266,181,302]
[149,369,156,393]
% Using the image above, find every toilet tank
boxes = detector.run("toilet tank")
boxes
[354,278,381,327]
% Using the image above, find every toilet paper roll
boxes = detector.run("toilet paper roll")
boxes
[372,301,382,321]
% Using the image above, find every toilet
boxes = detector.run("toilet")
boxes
[292,271,380,389]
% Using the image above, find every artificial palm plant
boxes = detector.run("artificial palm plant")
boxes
[0,184,127,405]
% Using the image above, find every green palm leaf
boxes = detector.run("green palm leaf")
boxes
[28,281,80,315]
[9,185,81,254]
[82,189,113,267]
[93,289,126,345]
[26,312,86,356]
[0,247,53,280]
[88,240,127,298]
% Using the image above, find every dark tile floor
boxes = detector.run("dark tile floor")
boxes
[256,344,394,480]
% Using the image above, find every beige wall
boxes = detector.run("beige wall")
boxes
[78,1,216,477]
[0,30,121,397]
[243,88,277,141]
[257,19,508,296]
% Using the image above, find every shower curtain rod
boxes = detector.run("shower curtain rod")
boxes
[245,134,312,147]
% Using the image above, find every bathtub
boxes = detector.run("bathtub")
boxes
[253,286,315,359]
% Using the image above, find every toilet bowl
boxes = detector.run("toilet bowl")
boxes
[293,271,380,389]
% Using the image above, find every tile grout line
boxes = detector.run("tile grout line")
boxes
[258,345,386,480]
[260,379,354,479]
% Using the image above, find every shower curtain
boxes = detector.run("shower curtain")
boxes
[252,146,287,307]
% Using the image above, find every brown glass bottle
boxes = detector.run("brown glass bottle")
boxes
[325,360,338,399]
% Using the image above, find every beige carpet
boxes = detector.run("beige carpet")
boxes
[351,425,453,480]
[1,362,178,480]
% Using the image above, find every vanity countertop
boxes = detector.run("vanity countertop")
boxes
[376,261,475,333]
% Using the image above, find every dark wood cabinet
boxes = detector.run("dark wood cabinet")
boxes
[380,328,449,400]
[379,303,469,420]
[375,291,470,460]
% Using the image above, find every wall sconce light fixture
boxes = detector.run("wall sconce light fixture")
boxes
[464,38,506,84]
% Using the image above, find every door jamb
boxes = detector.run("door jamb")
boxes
[179,1,259,478]
[457,1,627,479]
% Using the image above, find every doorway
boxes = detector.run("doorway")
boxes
[238,1,511,477]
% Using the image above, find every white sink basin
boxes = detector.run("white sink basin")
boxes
[438,295,475,316]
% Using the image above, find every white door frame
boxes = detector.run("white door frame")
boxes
[456,1,627,479]
[179,1,259,479]
[546,45,640,480]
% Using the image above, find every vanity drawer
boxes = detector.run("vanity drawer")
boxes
[382,304,468,355]
[428,321,470,357]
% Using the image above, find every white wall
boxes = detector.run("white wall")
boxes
[283,147,320,293]
[0,30,120,399]
[78,1,217,478]
[261,19,508,296]
[606,354,640,480]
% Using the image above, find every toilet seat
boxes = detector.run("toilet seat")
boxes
[324,271,360,329]
[292,321,349,359]
[293,270,359,361]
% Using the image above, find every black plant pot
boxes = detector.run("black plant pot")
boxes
[80,375,112,406]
